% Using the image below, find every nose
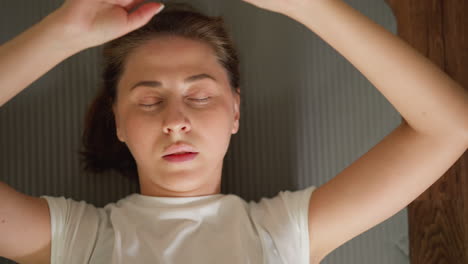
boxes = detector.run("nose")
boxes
[162,102,192,135]
[164,123,190,134]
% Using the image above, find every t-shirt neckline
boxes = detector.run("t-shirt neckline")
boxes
[125,192,226,207]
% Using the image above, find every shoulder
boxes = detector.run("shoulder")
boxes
[247,186,317,220]
[246,186,317,263]
[40,195,105,224]
[40,195,112,263]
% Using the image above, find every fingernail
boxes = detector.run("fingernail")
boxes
[157,4,165,13]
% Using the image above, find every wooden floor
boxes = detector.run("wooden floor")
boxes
[385,0,468,263]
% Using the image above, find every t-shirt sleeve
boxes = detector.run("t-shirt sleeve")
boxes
[247,185,317,264]
[40,195,101,264]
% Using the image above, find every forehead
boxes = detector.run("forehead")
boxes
[123,36,221,75]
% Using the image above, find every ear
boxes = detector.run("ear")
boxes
[112,103,125,142]
[231,88,241,134]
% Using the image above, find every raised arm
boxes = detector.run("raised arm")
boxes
[0,182,52,264]
[0,1,165,263]
[240,0,468,263]
[0,0,165,108]
[0,11,77,108]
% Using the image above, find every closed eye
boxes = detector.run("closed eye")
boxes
[140,98,210,108]
[140,103,161,108]
[191,97,210,102]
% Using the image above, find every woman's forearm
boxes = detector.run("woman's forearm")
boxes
[289,0,468,140]
[0,12,80,108]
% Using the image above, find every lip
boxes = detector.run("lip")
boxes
[163,142,198,157]
[163,152,198,162]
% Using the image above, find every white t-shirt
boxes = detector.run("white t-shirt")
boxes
[40,185,316,264]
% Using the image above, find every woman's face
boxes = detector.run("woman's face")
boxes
[112,36,240,197]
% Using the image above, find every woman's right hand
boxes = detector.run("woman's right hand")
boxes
[48,0,164,51]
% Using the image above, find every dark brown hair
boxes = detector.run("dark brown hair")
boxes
[78,2,241,182]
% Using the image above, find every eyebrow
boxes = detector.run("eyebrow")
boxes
[130,73,218,91]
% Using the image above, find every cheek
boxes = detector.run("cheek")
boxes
[199,100,233,130]
[122,114,160,155]
[125,113,155,135]
[198,104,234,153]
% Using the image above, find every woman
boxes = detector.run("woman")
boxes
[0,0,467,263]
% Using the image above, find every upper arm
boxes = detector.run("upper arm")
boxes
[0,182,51,264]
[307,123,468,263]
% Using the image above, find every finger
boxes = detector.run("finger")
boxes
[123,0,146,12]
[101,0,133,5]
[127,2,164,31]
